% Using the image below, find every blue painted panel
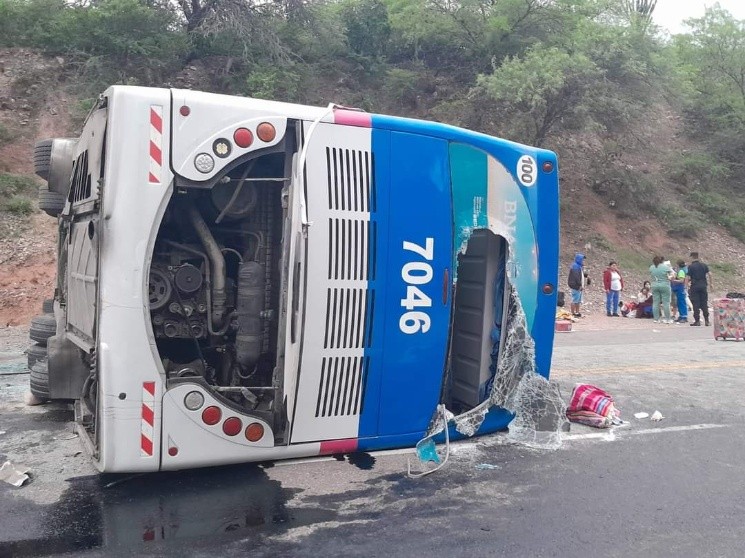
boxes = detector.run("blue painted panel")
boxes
[358,129,391,438]
[372,131,452,437]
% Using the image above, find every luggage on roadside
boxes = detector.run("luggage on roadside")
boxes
[713,298,745,341]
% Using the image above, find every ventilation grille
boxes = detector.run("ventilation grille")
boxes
[69,151,92,203]
[324,288,375,349]
[315,356,370,417]
[326,147,375,212]
[327,219,377,281]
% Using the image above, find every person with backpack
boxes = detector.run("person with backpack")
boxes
[602,261,624,317]
[568,253,589,317]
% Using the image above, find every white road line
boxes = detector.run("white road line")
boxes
[564,423,729,443]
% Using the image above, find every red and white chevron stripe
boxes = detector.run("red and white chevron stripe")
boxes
[141,381,156,457]
[149,106,163,184]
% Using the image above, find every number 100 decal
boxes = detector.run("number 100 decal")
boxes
[400,238,434,334]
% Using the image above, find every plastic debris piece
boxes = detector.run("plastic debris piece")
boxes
[475,463,500,470]
[650,411,664,421]
[408,405,452,478]
[0,461,30,487]
[634,412,649,419]
[415,438,441,464]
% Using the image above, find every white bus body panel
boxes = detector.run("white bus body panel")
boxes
[95,86,173,473]
[290,123,373,443]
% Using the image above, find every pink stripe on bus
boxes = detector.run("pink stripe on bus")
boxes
[319,438,359,455]
[333,109,371,128]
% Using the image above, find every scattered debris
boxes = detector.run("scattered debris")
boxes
[0,461,30,487]
[475,463,500,470]
[634,412,649,419]
[651,410,664,422]
[565,383,621,429]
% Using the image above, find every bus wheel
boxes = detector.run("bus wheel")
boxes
[29,359,50,402]
[29,314,56,346]
[38,187,66,217]
[42,298,54,314]
[33,139,53,181]
[27,343,47,369]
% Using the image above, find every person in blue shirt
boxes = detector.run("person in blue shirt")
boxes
[671,260,688,323]
[567,253,588,317]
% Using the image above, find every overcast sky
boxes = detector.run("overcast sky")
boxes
[653,0,745,34]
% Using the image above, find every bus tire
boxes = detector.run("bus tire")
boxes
[27,343,47,369]
[33,139,54,181]
[42,298,54,313]
[29,314,56,346]
[30,359,50,401]
[38,187,66,217]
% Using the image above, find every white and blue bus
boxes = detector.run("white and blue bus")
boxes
[32,86,559,472]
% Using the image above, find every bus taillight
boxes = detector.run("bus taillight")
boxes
[202,406,222,425]
[222,417,242,436]
[234,128,253,148]
[257,122,276,142]
[245,423,264,442]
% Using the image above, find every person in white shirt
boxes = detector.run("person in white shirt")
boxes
[602,261,624,317]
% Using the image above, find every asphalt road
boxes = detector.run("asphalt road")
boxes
[1,324,744,557]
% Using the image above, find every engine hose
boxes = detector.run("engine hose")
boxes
[187,204,227,327]
[215,159,256,224]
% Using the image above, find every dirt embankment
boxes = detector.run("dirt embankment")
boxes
[0,49,72,326]
[0,47,744,327]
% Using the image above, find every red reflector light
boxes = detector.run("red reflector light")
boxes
[223,417,242,436]
[542,161,554,173]
[202,406,221,425]
[168,446,179,456]
[542,283,555,295]
[256,122,276,142]
[234,128,253,148]
[245,422,264,442]
[179,105,191,117]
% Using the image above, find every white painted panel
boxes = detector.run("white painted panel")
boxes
[291,122,372,443]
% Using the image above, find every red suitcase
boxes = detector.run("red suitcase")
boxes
[713,298,745,341]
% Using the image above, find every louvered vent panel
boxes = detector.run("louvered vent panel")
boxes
[327,219,378,281]
[70,151,91,203]
[323,288,375,349]
[315,356,370,417]
[326,147,375,212]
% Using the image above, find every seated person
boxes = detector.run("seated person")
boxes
[636,281,653,318]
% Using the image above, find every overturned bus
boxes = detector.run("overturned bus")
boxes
[28,86,559,472]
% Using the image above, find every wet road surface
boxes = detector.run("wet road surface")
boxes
[2,324,745,557]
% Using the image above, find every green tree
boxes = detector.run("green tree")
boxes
[475,45,601,146]
[673,6,745,168]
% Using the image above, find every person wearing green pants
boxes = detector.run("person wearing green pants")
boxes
[649,256,674,324]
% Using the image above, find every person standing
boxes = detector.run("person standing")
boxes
[649,256,674,324]
[671,259,688,323]
[603,261,624,317]
[567,253,587,317]
[686,251,712,326]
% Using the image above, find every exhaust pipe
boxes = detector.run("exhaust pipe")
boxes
[187,204,227,327]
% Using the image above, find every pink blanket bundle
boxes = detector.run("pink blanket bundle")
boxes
[566,383,619,428]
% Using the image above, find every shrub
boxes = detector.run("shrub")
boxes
[4,195,34,215]
[0,173,38,198]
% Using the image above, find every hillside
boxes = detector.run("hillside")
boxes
[0,46,743,326]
